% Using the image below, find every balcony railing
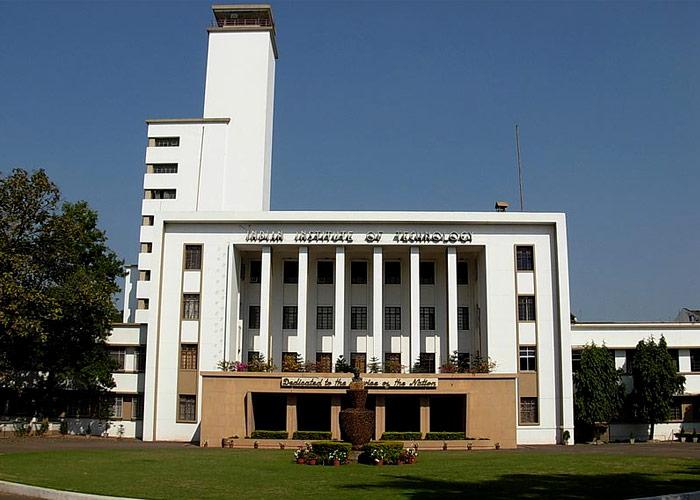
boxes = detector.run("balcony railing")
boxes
[213,18,273,28]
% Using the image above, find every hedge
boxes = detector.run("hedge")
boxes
[310,441,352,458]
[381,432,422,441]
[425,432,466,440]
[292,431,332,440]
[361,441,404,464]
[250,430,288,439]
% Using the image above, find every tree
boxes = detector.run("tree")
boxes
[0,169,123,417]
[573,343,623,441]
[629,336,685,440]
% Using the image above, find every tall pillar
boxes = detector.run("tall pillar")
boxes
[286,394,297,438]
[331,395,342,440]
[447,247,458,358]
[410,246,421,369]
[333,246,345,367]
[375,395,386,439]
[372,247,383,363]
[297,247,309,362]
[259,246,272,361]
[419,396,430,438]
[245,392,255,438]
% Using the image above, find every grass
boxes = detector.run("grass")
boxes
[0,448,699,499]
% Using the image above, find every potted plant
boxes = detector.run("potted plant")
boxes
[253,440,259,449]
[406,446,418,464]
[693,429,698,444]
[467,443,473,451]
[562,430,570,445]
[306,452,317,465]
[442,442,448,451]
[629,432,635,444]
[495,442,501,450]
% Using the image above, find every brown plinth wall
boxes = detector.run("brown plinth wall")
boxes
[200,372,517,449]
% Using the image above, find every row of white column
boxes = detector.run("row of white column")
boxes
[256,245,462,369]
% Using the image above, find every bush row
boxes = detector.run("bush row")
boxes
[292,431,332,440]
[379,432,468,440]
[250,430,288,439]
[380,432,422,440]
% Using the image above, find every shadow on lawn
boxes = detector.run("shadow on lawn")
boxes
[341,471,700,499]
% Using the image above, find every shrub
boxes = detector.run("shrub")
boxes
[36,418,49,436]
[381,432,422,441]
[292,431,332,440]
[425,432,466,440]
[59,420,68,435]
[250,430,288,439]
[13,420,30,437]
[311,441,352,464]
[361,441,404,464]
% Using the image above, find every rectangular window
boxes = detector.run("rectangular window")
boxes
[134,347,146,372]
[317,261,334,284]
[384,353,402,373]
[132,397,144,419]
[184,245,202,270]
[139,270,151,281]
[248,305,261,329]
[351,261,368,285]
[516,246,534,271]
[178,395,196,422]
[420,261,435,285]
[283,260,298,284]
[248,351,261,363]
[419,352,436,373]
[519,346,537,371]
[110,348,126,371]
[180,344,198,370]
[316,306,333,330]
[316,352,332,372]
[669,349,680,372]
[384,306,401,330]
[112,396,123,419]
[520,397,538,424]
[137,298,149,310]
[146,189,176,199]
[151,163,178,174]
[458,352,471,370]
[182,294,200,320]
[691,350,700,372]
[282,306,298,329]
[571,349,582,373]
[458,306,469,330]
[385,261,401,285]
[152,137,179,147]
[457,261,469,285]
[670,399,683,421]
[420,307,435,330]
[249,260,261,283]
[351,306,367,330]
[282,351,298,369]
[518,296,536,321]
[240,262,246,281]
[142,215,154,226]
[140,242,152,253]
[625,349,636,374]
[351,352,367,373]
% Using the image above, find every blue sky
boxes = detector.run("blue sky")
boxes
[0,1,698,321]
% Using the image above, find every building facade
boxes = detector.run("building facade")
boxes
[105,4,700,445]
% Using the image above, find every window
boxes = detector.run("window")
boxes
[384,306,401,330]
[150,163,178,174]
[317,261,334,284]
[458,352,471,371]
[112,396,123,419]
[183,294,200,320]
[316,306,333,330]
[351,261,368,284]
[625,349,636,374]
[316,352,332,372]
[140,242,152,253]
[519,346,537,371]
[146,189,176,199]
[152,137,179,147]
[110,348,126,371]
[384,353,402,373]
[419,353,436,373]
[184,245,202,270]
[132,397,144,419]
[240,262,246,281]
[691,350,700,372]
[249,260,261,283]
[420,307,435,330]
[137,298,149,310]
[351,306,367,330]
[283,306,298,329]
[178,395,196,422]
[180,344,198,370]
[142,215,154,226]
[670,399,683,421]
[134,347,146,372]
[458,307,469,330]
[351,352,367,373]
[139,270,151,281]
[516,246,534,271]
[385,262,401,285]
[283,261,298,284]
[248,306,261,329]
[669,349,680,372]
[282,351,298,369]
[420,262,435,285]
[520,397,538,424]
[518,296,536,321]
[571,350,582,373]
[248,351,261,363]
[457,261,469,285]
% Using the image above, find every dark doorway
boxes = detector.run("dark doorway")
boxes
[296,395,331,431]
[430,395,466,432]
[385,395,420,432]
[252,393,286,431]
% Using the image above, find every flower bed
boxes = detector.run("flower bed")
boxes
[294,441,351,465]
[361,441,418,465]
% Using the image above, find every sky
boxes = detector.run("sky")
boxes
[0,1,698,321]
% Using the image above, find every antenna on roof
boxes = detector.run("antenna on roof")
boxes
[515,124,525,211]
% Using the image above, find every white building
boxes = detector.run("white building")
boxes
[106,4,700,445]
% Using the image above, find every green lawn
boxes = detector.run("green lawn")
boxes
[0,449,699,499]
